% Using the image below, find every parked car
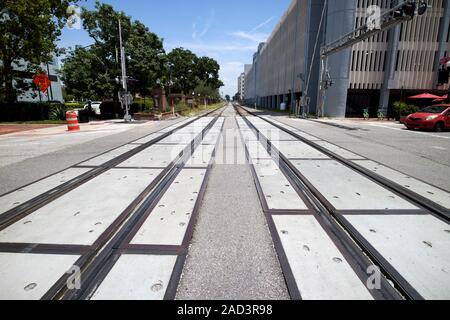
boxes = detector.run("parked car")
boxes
[404,104,450,132]
[83,101,102,115]
[71,101,101,117]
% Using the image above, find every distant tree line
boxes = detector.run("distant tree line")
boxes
[61,1,223,103]
[0,0,224,104]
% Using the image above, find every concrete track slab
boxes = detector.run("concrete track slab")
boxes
[0,169,162,245]
[79,144,140,167]
[175,127,206,135]
[185,145,215,168]
[245,141,272,160]
[273,215,373,300]
[271,141,329,159]
[201,131,222,145]
[90,254,177,300]
[258,129,298,141]
[0,252,79,300]
[131,169,207,246]
[132,132,166,144]
[159,119,194,132]
[291,131,323,141]
[253,159,308,210]
[314,141,366,160]
[117,144,186,168]
[354,160,450,209]
[344,214,450,300]
[0,168,91,215]
[240,130,260,142]
[292,160,419,210]
[158,133,197,145]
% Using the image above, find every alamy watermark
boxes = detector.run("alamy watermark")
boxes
[66,265,81,290]
[366,5,381,31]
[66,5,82,30]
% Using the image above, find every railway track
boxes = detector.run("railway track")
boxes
[234,104,450,300]
[0,106,226,300]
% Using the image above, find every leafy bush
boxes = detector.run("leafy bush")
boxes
[393,101,419,116]
[49,104,67,121]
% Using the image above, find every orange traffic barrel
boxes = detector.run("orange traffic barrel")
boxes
[66,111,80,132]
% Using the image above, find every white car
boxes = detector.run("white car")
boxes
[83,102,102,115]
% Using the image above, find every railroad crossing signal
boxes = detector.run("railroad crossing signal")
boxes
[119,90,133,106]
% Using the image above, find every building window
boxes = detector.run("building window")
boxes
[395,50,400,71]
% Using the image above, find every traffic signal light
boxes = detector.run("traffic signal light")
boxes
[417,2,428,15]
[392,1,428,18]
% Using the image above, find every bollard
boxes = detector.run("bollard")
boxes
[66,111,80,132]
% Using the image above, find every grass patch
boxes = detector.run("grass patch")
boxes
[178,102,225,117]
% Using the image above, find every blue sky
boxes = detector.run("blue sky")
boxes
[59,0,292,96]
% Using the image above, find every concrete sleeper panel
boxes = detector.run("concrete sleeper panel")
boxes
[353,160,450,209]
[314,141,365,160]
[292,160,419,210]
[0,168,91,215]
[132,132,166,144]
[253,159,308,210]
[80,144,140,167]
[90,254,177,300]
[271,141,329,159]
[344,214,450,300]
[0,253,79,300]
[185,145,215,168]
[117,144,186,168]
[273,215,373,300]
[0,169,162,245]
[131,169,207,246]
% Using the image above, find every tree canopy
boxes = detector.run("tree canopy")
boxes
[61,2,223,103]
[0,0,79,102]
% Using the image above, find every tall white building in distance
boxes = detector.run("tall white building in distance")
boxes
[237,73,245,100]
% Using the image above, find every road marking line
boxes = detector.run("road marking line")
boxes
[366,124,450,140]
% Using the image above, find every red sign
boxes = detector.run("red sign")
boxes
[33,73,51,94]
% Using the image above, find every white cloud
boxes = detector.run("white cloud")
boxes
[250,16,275,33]
[165,42,255,53]
[192,10,215,40]
[230,31,268,43]
[219,61,246,96]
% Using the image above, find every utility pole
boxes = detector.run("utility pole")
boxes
[118,19,132,122]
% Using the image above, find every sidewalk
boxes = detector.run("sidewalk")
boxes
[0,124,64,136]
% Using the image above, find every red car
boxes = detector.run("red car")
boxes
[404,104,450,132]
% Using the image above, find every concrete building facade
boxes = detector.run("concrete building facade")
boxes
[244,0,450,117]
[15,57,64,103]
[238,72,246,100]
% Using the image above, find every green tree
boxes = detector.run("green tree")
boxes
[225,94,231,102]
[127,21,166,97]
[196,56,223,90]
[62,1,166,101]
[193,80,221,103]
[61,46,115,101]
[167,48,199,98]
[0,0,78,103]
